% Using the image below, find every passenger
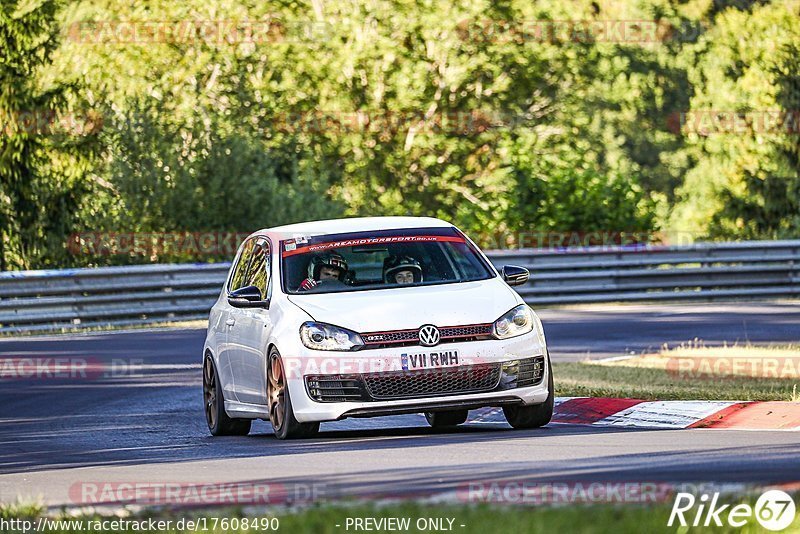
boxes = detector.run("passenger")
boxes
[383,255,423,285]
[298,252,348,291]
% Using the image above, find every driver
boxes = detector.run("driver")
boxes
[383,255,423,285]
[298,252,348,291]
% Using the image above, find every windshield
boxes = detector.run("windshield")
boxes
[281,227,494,294]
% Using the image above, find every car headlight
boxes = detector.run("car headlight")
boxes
[300,322,364,351]
[492,304,534,340]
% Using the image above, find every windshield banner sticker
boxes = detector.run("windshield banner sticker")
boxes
[282,235,466,257]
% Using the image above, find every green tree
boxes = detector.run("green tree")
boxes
[0,0,97,270]
[10,0,796,270]
[669,1,800,239]
[52,0,345,265]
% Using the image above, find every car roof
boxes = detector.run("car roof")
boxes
[258,216,453,239]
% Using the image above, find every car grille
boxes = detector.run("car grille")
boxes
[360,323,493,348]
[305,376,365,403]
[500,356,545,388]
[363,363,501,400]
[304,356,546,403]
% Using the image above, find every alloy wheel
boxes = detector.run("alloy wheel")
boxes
[203,357,217,429]
[268,353,286,432]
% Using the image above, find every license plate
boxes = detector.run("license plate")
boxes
[401,350,460,371]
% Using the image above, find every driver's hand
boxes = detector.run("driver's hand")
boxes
[298,278,318,291]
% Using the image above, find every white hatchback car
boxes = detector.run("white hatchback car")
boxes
[203,217,553,439]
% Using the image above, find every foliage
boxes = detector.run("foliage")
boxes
[2,0,799,268]
[0,0,98,269]
[669,1,800,239]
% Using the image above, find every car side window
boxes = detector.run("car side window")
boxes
[246,239,270,300]
[229,239,255,292]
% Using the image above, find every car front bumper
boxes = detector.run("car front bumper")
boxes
[284,330,550,423]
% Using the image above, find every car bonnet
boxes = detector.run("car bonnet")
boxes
[286,276,521,333]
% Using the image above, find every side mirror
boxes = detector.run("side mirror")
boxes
[501,265,530,287]
[228,285,269,308]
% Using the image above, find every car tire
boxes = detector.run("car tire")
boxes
[203,354,252,436]
[503,353,554,429]
[268,348,319,440]
[424,410,469,428]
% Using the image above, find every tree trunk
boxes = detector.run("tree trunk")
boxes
[0,224,5,272]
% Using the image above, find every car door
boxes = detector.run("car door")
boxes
[218,237,255,402]
[228,237,273,405]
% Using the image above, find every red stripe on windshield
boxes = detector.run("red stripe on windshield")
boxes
[282,235,466,257]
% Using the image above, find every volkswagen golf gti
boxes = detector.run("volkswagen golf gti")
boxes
[203,216,553,439]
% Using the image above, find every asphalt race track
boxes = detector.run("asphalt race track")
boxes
[1,301,799,507]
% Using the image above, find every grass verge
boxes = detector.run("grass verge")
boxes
[553,362,798,401]
[554,343,800,401]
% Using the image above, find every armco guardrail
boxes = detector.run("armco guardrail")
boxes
[493,239,800,305]
[0,240,798,333]
[0,263,230,334]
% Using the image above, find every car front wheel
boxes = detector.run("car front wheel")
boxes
[503,354,554,429]
[203,355,252,436]
[268,348,319,440]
